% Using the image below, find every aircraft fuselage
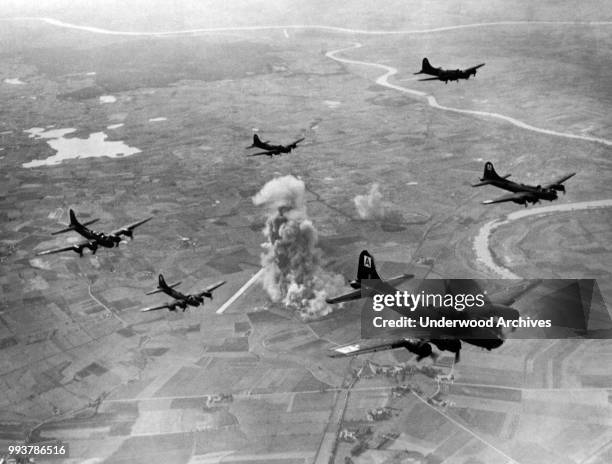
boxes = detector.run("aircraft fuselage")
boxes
[161,286,204,307]
[436,68,476,82]
[486,178,558,202]
[72,224,122,248]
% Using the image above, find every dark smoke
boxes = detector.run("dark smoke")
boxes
[253,175,345,320]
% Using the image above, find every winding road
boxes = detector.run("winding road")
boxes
[472,199,612,278]
[322,43,612,278]
[9,16,612,280]
[7,16,612,147]
[326,43,612,147]
[6,17,612,36]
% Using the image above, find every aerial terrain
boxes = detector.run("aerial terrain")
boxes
[0,1,611,463]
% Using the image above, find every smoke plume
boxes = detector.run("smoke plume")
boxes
[353,183,406,225]
[253,175,345,320]
[354,183,387,219]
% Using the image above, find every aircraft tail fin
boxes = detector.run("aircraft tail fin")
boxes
[356,250,381,283]
[415,57,434,74]
[69,209,82,227]
[146,274,181,295]
[482,161,504,180]
[51,209,99,235]
[248,134,264,148]
[51,209,80,235]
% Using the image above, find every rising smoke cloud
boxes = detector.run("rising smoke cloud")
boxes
[354,183,386,220]
[253,175,345,320]
[355,182,406,221]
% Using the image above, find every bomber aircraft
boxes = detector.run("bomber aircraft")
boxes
[325,250,414,304]
[246,134,304,157]
[38,209,152,257]
[473,161,576,207]
[414,58,485,83]
[140,274,226,312]
[326,251,539,362]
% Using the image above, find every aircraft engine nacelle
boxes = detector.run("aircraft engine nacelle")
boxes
[189,296,204,305]
[88,241,99,254]
[431,338,461,355]
[73,244,85,257]
[513,197,528,206]
[432,339,462,362]
[550,184,566,194]
[349,280,361,290]
[402,340,432,360]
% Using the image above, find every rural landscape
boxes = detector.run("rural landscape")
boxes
[0,1,611,463]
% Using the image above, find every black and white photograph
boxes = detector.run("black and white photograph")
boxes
[1,1,611,463]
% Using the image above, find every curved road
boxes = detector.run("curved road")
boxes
[9,16,612,279]
[473,199,612,278]
[326,43,612,147]
[5,17,612,36]
[6,16,612,146]
[322,44,612,278]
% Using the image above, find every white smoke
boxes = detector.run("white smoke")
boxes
[253,175,345,320]
[354,183,393,220]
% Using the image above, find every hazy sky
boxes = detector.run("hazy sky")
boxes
[2,1,610,28]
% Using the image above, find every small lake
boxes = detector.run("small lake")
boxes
[22,127,141,168]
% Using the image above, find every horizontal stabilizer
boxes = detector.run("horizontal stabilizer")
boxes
[145,281,181,295]
[51,218,99,235]
[82,218,100,227]
[51,225,75,235]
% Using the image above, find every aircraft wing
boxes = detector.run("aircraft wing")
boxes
[197,280,226,297]
[488,279,542,306]
[418,77,441,81]
[384,274,415,288]
[325,288,362,304]
[328,338,424,358]
[466,63,485,72]
[482,192,533,205]
[325,274,413,305]
[112,216,153,236]
[140,303,173,312]
[37,241,90,256]
[248,151,276,157]
[288,138,305,148]
[544,172,576,189]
